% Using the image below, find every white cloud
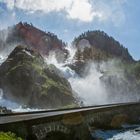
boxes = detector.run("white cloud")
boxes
[2,0,127,25]
[3,0,72,13]
[93,0,126,26]
[67,0,94,22]
[3,0,15,10]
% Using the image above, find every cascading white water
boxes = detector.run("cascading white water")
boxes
[0,88,42,112]
[46,50,77,79]
[45,46,109,106]
[69,63,108,105]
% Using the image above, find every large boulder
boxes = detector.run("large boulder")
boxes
[0,45,76,109]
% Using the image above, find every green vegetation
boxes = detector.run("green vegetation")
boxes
[0,45,76,108]
[74,30,134,62]
[0,132,23,140]
[75,46,112,62]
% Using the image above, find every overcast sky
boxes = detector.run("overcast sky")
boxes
[0,0,140,60]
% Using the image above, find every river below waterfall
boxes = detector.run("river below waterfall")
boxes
[92,125,140,140]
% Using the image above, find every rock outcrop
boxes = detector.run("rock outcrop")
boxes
[16,22,67,55]
[0,46,76,108]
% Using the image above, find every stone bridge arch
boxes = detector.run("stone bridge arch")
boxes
[31,122,71,140]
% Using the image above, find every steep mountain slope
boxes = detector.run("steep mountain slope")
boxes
[0,46,76,108]
[69,31,140,103]
[0,22,68,62]
[73,30,134,62]
[16,22,66,54]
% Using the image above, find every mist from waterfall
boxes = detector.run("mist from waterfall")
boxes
[45,46,109,106]
[68,63,108,105]
[0,42,140,111]
[45,45,140,106]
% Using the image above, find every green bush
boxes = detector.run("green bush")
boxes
[0,132,23,140]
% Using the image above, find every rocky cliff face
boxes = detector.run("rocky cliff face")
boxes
[0,46,76,108]
[16,22,67,54]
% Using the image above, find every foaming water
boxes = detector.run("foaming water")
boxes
[0,88,41,112]
[0,97,42,112]
[45,46,140,106]
[12,106,43,112]
[108,128,140,140]
[92,126,140,140]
